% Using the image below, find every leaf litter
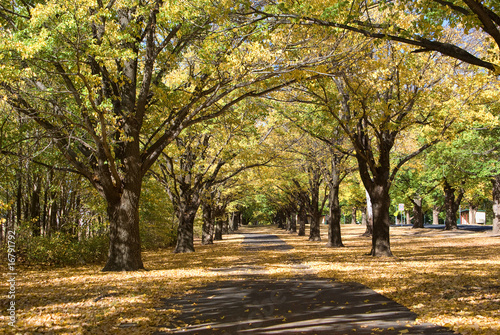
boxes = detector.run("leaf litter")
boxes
[0,225,498,334]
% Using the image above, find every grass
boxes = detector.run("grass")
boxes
[0,224,499,334]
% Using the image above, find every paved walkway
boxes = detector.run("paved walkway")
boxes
[154,232,457,335]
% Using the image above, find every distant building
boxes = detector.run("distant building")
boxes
[459,209,486,225]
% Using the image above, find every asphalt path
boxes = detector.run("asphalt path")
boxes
[154,232,457,335]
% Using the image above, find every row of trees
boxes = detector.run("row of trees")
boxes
[1,0,499,270]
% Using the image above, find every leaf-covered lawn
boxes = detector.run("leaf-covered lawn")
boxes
[1,225,499,334]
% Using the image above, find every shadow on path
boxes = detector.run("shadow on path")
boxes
[241,233,294,251]
[154,277,455,334]
[154,229,456,334]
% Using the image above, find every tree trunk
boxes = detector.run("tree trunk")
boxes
[201,201,213,245]
[214,218,223,240]
[276,211,284,229]
[309,212,321,241]
[16,170,22,227]
[289,212,297,233]
[223,217,229,234]
[102,186,144,271]
[233,212,240,231]
[443,179,462,230]
[362,190,373,237]
[326,183,344,247]
[297,205,307,236]
[369,185,392,256]
[174,207,197,253]
[228,212,235,232]
[492,174,500,235]
[469,205,477,225]
[432,205,440,225]
[30,178,41,236]
[412,196,424,228]
[308,187,322,241]
[351,208,357,224]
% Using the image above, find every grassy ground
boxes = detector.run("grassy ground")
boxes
[0,224,499,334]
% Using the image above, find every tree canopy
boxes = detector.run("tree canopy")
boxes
[1,0,500,270]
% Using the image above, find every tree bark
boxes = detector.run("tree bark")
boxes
[309,213,321,241]
[16,169,22,227]
[468,205,477,225]
[174,205,198,253]
[362,191,373,237]
[411,196,424,228]
[201,201,213,245]
[232,212,240,231]
[443,179,463,230]
[432,205,440,225]
[351,208,357,224]
[492,174,500,235]
[297,205,307,236]
[326,183,344,247]
[289,212,297,233]
[30,177,41,236]
[214,218,223,240]
[102,185,144,271]
[308,169,322,241]
[369,185,392,256]
[228,212,235,232]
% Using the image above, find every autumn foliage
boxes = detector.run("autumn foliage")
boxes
[1,225,498,335]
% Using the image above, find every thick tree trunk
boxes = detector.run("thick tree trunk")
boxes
[174,207,197,253]
[351,208,357,225]
[326,184,344,247]
[412,196,424,228]
[308,191,322,241]
[369,185,392,257]
[201,202,213,245]
[492,175,500,235]
[443,179,462,230]
[309,213,321,241]
[214,218,223,240]
[468,205,477,225]
[276,211,285,229]
[432,205,440,225]
[102,186,144,271]
[297,205,307,236]
[228,212,235,232]
[233,212,240,231]
[289,212,297,233]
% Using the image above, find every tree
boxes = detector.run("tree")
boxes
[426,126,500,230]
[287,39,479,256]
[0,1,306,270]
[256,0,500,72]
[278,98,357,246]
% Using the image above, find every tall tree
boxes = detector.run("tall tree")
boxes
[0,1,307,270]
[288,40,481,256]
[426,127,500,230]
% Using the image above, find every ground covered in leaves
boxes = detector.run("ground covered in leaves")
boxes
[1,224,499,334]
